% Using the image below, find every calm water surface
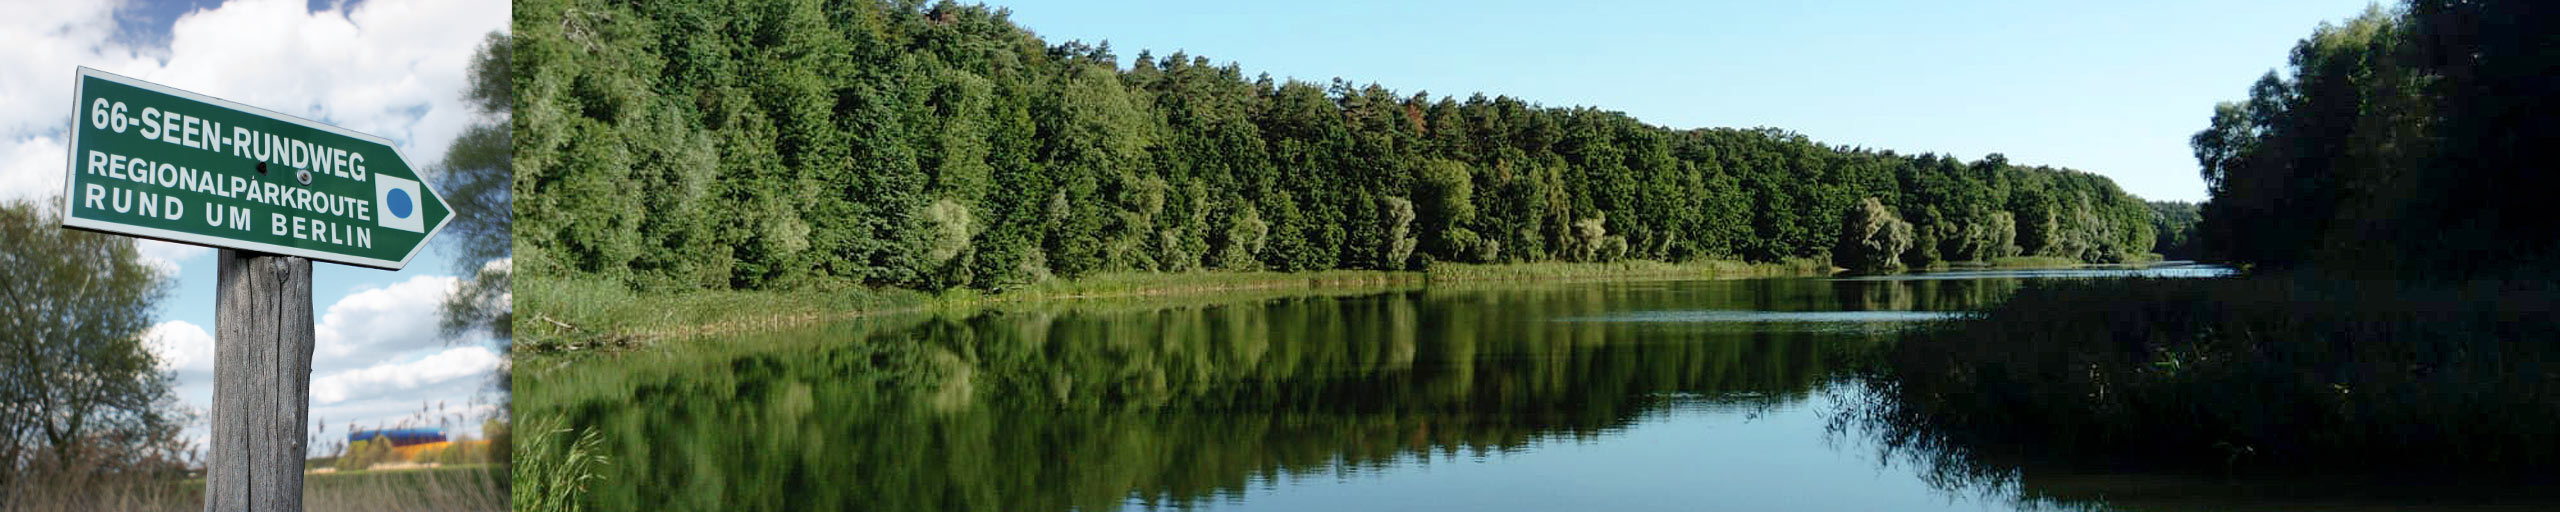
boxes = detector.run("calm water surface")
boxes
[521,266,2553,511]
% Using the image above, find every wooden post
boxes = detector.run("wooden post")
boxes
[208,250,314,512]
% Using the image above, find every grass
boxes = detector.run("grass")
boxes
[2,464,504,512]
[518,258,1838,352]
[516,273,932,352]
[300,464,506,512]
[511,417,607,512]
[1,471,195,512]
[1847,274,2560,477]
[984,268,1422,302]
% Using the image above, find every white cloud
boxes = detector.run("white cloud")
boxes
[309,345,501,405]
[314,273,459,365]
[0,135,71,202]
[144,320,215,380]
[141,0,506,169]
[478,257,511,275]
[0,0,154,203]
[0,1,154,137]
[134,238,212,276]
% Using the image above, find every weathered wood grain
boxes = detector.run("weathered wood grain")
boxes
[208,250,313,512]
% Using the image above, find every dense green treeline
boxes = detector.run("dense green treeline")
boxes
[2145,200,2200,261]
[515,0,2156,292]
[2191,1,2559,277]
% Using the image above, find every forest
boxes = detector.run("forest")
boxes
[514,0,2161,292]
[2190,2,2558,278]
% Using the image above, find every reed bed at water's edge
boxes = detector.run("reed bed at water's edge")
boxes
[517,259,1838,352]
[1844,274,2560,478]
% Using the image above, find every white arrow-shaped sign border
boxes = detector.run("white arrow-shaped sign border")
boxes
[60,66,452,271]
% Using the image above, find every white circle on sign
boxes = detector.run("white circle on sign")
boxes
[297,169,313,185]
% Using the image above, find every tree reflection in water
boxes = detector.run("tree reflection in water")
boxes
[521,279,2008,511]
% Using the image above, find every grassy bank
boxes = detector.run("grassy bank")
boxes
[2,464,504,512]
[519,259,1837,351]
[1,474,194,512]
[961,268,1423,303]
[518,274,934,352]
[1850,275,2560,477]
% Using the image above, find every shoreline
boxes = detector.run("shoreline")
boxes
[517,256,2204,353]
[517,259,1838,353]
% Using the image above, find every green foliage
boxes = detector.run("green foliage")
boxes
[0,200,185,487]
[2147,201,2202,260]
[335,436,395,472]
[1378,196,1419,269]
[1213,202,1269,271]
[1833,198,1914,274]
[513,0,2156,294]
[2192,1,2560,277]
[920,198,976,288]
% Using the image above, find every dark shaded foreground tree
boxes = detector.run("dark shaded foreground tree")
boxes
[0,199,189,492]
[2192,1,2560,278]
[512,0,2157,294]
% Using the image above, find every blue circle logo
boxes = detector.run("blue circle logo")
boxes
[388,188,413,219]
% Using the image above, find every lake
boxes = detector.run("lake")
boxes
[517,264,2557,511]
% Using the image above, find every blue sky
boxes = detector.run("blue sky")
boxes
[991,0,2376,202]
[0,0,508,456]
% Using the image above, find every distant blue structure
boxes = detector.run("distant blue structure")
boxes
[348,428,445,447]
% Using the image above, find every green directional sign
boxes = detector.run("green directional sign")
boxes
[61,67,448,270]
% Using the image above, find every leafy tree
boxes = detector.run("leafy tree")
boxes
[2147,201,2202,260]
[440,32,514,343]
[2191,2,2556,277]
[335,436,394,472]
[1379,196,1420,269]
[0,200,185,486]
[1833,197,1915,274]
[920,198,976,288]
[1214,201,1269,271]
